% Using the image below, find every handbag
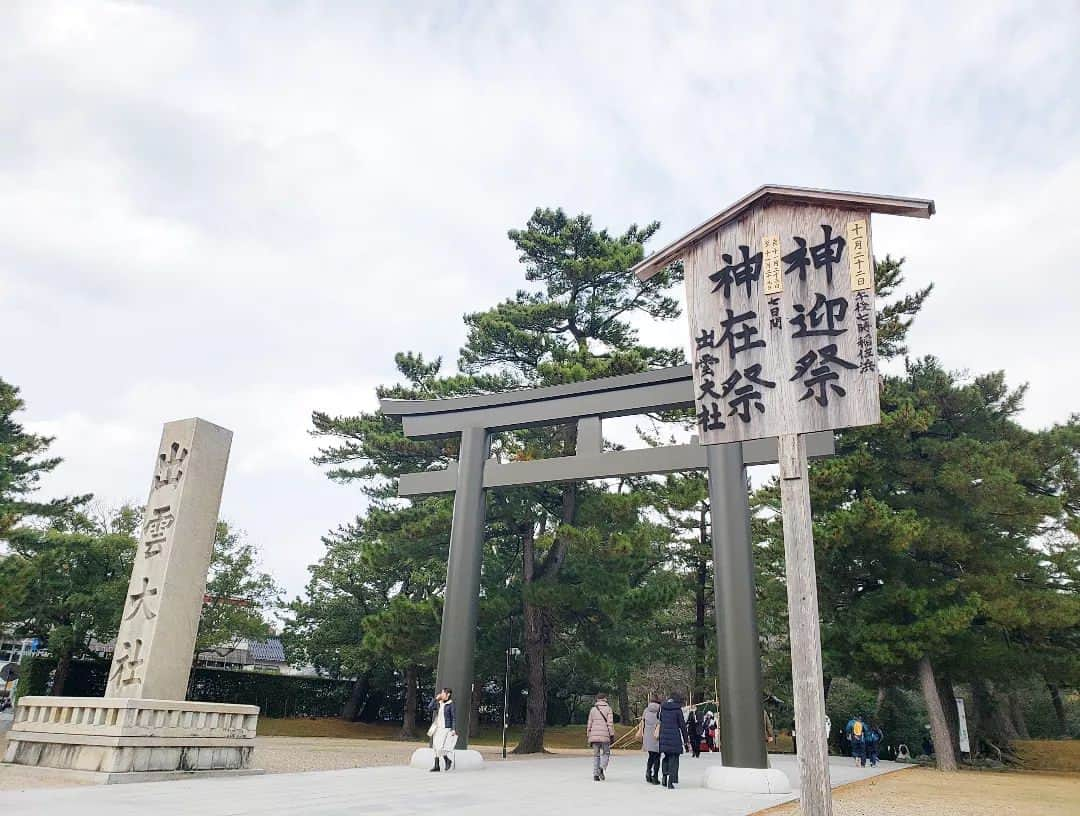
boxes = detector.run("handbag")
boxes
[427,721,438,737]
[652,717,662,741]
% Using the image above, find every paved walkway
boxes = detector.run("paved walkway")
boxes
[2,752,908,816]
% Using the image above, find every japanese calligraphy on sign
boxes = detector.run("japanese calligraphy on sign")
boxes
[761,234,783,295]
[686,206,879,444]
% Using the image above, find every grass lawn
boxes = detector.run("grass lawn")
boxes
[762,766,1080,816]
[1014,739,1080,773]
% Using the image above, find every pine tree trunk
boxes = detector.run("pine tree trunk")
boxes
[400,665,418,738]
[50,651,72,696]
[937,674,962,758]
[514,516,547,755]
[470,682,482,739]
[971,678,1017,756]
[342,674,369,721]
[875,686,887,716]
[513,487,575,755]
[1007,691,1030,739]
[694,505,708,701]
[917,655,958,771]
[987,681,1020,741]
[1048,683,1069,737]
[618,680,631,724]
[359,688,385,722]
[514,598,548,754]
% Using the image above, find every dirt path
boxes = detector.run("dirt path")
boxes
[760,766,1080,816]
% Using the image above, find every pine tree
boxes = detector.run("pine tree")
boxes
[0,378,89,533]
[459,208,683,752]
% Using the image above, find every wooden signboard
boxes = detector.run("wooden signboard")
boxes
[685,206,878,445]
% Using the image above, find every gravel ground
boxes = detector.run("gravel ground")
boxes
[760,766,1080,816]
[0,733,587,792]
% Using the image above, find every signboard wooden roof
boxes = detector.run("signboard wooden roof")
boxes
[631,185,935,282]
[642,185,934,446]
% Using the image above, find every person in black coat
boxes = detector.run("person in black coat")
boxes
[685,709,702,758]
[658,693,690,789]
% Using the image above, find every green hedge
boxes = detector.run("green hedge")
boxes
[18,656,353,718]
[190,668,353,718]
[16,656,109,700]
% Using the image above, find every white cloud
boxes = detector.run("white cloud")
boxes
[3,1,1078,598]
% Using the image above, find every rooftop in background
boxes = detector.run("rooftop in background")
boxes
[630,185,936,282]
[248,638,287,663]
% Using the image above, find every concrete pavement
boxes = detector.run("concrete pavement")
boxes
[0,752,911,816]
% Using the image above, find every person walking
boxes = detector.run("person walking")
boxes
[642,695,662,784]
[686,708,702,759]
[658,692,690,789]
[587,692,616,782]
[845,714,867,768]
[426,687,456,772]
[866,721,883,767]
[702,710,718,752]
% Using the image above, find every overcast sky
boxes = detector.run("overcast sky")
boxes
[3,1,1078,602]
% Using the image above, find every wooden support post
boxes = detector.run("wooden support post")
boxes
[778,433,832,816]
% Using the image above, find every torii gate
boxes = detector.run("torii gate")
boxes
[380,364,833,767]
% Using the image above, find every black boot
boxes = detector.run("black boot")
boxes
[662,774,669,788]
[443,756,452,771]
[430,757,441,772]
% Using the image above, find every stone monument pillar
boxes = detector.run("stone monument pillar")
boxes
[106,418,231,700]
[3,419,262,782]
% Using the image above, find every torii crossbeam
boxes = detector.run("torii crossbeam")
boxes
[381,364,833,766]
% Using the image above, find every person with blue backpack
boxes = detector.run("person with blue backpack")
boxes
[845,714,867,768]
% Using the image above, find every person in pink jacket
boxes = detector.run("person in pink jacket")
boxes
[587,692,616,781]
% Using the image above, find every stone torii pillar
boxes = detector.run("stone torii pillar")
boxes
[434,426,489,742]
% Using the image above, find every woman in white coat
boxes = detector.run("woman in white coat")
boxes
[426,688,456,772]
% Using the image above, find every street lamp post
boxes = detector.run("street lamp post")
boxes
[502,617,520,759]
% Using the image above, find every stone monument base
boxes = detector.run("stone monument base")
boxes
[3,696,261,782]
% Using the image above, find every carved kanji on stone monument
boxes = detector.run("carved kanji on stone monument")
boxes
[104,419,232,700]
[142,505,174,558]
